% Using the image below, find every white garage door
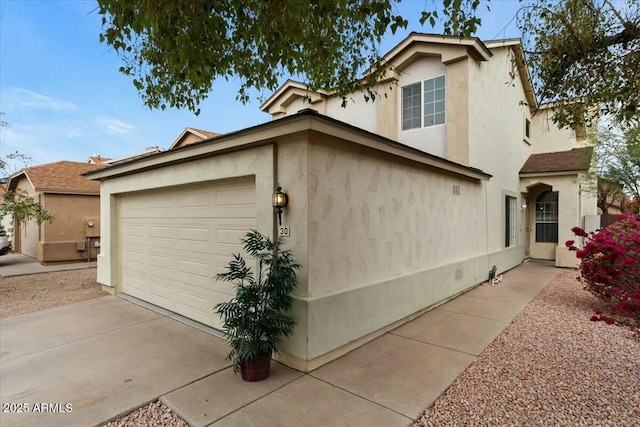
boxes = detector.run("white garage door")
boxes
[120,176,256,329]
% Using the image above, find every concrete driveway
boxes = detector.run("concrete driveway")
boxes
[0,296,231,427]
[0,253,96,277]
[0,260,560,427]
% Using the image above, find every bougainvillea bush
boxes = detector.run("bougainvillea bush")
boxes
[567,213,640,332]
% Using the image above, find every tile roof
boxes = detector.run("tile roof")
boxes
[13,161,105,194]
[520,147,593,174]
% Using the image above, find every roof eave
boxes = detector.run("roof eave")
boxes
[85,110,491,182]
[519,170,586,178]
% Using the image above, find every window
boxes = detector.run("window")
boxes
[505,196,517,247]
[525,118,531,140]
[401,75,446,131]
[424,76,446,127]
[402,83,421,130]
[535,191,558,243]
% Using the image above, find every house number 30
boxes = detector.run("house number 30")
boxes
[279,226,290,237]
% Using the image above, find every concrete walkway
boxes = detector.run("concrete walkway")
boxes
[0,253,96,277]
[0,260,559,427]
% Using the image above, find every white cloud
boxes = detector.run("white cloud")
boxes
[96,117,135,135]
[10,87,78,112]
[66,128,83,139]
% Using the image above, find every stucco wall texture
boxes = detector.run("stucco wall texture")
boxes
[275,132,492,368]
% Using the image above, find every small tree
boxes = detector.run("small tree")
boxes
[1,189,55,229]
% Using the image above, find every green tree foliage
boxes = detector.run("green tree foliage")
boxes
[591,119,640,209]
[96,0,484,114]
[1,189,55,228]
[605,121,640,201]
[518,0,640,129]
[97,0,637,129]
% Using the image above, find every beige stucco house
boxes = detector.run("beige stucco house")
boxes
[6,161,104,262]
[86,33,596,371]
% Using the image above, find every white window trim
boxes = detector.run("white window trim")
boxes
[400,74,447,132]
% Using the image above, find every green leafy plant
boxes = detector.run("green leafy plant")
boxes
[214,230,300,372]
[1,189,55,227]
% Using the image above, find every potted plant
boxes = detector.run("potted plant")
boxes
[214,229,300,381]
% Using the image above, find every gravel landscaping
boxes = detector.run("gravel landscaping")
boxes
[414,269,640,426]
[2,267,638,426]
[0,268,109,319]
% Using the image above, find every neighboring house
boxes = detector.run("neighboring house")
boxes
[86,33,597,372]
[88,146,164,166]
[88,155,113,165]
[169,127,221,149]
[6,161,104,263]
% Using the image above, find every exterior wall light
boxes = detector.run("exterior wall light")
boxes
[272,185,288,226]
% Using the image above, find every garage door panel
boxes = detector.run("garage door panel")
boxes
[147,254,174,273]
[177,189,212,210]
[176,284,210,307]
[148,224,174,239]
[177,258,211,279]
[121,177,256,329]
[215,225,252,245]
[177,224,213,243]
[122,223,145,239]
[122,274,147,299]
[123,247,145,264]
[147,285,175,307]
[216,186,255,206]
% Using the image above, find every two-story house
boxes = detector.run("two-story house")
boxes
[86,33,596,371]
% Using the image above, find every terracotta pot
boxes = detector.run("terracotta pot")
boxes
[240,353,271,381]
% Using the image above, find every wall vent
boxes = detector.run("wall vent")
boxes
[453,185,461,196]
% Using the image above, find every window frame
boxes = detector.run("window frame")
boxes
[535,191,559,243]
[505,195,517,247]
[401,74,446,131]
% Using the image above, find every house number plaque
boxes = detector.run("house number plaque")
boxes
[279,226,290,237]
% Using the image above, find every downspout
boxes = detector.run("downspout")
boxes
[484,180,490,272]
[578,182,583,247]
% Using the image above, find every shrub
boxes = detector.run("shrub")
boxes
[214,230,300,373]
[567,213,640,331]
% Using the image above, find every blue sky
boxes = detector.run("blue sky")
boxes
[0,0,522,171]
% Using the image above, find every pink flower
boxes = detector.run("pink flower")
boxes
[571,226,589,237]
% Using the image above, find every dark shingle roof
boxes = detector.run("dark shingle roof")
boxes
[520,147,593,174]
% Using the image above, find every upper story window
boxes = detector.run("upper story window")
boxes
[524,118,531,142]
[401,75,446,131]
